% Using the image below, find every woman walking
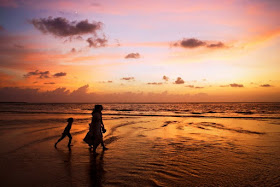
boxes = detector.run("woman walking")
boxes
[84,105,108,153]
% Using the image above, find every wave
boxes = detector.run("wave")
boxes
[1,110,280,119]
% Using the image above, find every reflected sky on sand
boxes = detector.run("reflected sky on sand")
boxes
[0,110,279,186]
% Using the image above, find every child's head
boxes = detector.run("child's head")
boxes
[67,118,74,123]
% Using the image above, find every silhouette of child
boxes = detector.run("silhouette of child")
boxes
[55,118,73,148]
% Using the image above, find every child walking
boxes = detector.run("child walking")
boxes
[55,118,74,148]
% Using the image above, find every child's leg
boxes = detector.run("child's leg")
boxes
[55,134,66,147]
[67,133,72,147]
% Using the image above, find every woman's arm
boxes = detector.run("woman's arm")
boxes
[100,113,104,127]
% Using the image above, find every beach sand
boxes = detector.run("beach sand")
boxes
[0,113,280,186]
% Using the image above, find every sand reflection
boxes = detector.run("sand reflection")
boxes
[88,150,105,186]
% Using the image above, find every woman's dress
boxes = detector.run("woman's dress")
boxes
[83,112,103,146]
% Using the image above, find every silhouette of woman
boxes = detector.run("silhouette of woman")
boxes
[84,105,108,153]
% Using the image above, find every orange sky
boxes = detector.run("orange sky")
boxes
[0,0,279,102]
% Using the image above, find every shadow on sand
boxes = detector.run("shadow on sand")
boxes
[55,147,106,186]
[88,149,105,186]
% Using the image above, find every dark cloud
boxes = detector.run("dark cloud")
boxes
[1,85,280,103]
[174,77,184,84]
[147,82,163,85]
[173,38,226,49]
[0,85,209,103]
[260,84,272,87]
[44,82,56,84]
[121,77,135,81]
[230,83,244,87]
[24,70,50,79]
[125,53,140,59]
[173,38,206,48]
[163,75,169,81]
[220,85,229,87]
[63,35,83,43]
[207,42,225,48]
[87,36,107,48]
[30,17,103,37]
[53,72,67,77]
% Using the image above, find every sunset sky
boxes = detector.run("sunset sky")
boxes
[0,0,279,102]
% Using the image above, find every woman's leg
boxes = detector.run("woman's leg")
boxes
[92,141,99,153]
[101,139,108,150]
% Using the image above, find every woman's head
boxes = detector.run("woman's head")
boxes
[67,118,74,123]
[93,105,103,113]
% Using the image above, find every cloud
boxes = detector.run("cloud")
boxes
[71,48,76,53]
[30,17,108,48]
[24,70,67,79]
[125,53,140,59]
[174,77,184,84]
[186,85,204,89]
[24,70,50,79]
[63,35,83,43]
[147,82,163,85]
[173,38,206,48]
[121,77,135,81]
[30,17,103,37]
[220,85,229,87]
[100,80,113,83]
[86,36,107,48]
[0,85,209,103]
[173,38,226,49]
[260,84,272,87]
[207,42,225,48]
[0,85,279,103]
[230,83,244,87]
[163,75,169,81]
[220,84,244,87]
[53,72,67,77]
[44,82,56,84]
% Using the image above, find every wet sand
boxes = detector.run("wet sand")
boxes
[0,113,280,186]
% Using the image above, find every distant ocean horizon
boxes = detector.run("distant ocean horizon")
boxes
[1,102,279,119]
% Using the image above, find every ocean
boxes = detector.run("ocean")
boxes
[0,102,279,186]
